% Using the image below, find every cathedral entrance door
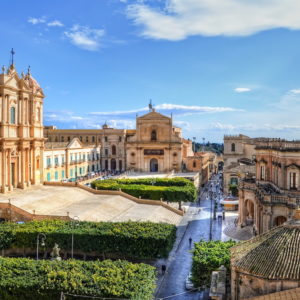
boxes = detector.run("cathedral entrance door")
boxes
[150,158,158,172]
[111,159,116,171]
[11,163,15,187]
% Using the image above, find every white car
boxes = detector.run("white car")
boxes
[185,272,194,290]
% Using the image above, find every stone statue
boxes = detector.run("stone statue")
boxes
[50,243,62,261]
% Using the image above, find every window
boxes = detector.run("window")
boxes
[67,136,70,142]
[61,156,65,164]
[231,143,236,152]
[92,136,95,143]
[193,161,196,168]
[230,177,238,185]
[151,130,157,141]
[105,160,108,169]
[46,157,51,167]
[290,172,297,190]
[86,136,89,142]
[70,169,74,178]
[80,136,82,142]
[260,165,265,180]
[54,156,59,165]
[75,153,78,161]
[61,136,64,142]
[55,137,58,142]
[112,145,116,155]
[79,167,82,175]
[55,171,58,181]
[105,136,108,142]
[10,107,16,124]
[119,160,122,171]
[62,170,65,179]
[47,173,51,181]
[36,157,40,169]
[105,149,108,156]
[83,154,86,161]
[119,136,122,142]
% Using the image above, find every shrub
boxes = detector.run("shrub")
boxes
[91,178,197,203]
[0,257,156,300]
[191,240,236,288]
[0,220,176,259]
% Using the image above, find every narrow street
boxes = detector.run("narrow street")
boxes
[155,173,223,300]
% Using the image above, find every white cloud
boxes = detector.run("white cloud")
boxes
[28,17,46,25]
[47,20,64,27]
[290,89,300,94]
[127,0,300,40]
[234,87,251,93]
[64,25,105,51]
[89,103,243,119]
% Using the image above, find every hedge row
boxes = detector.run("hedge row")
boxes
[192,240,236,287]
[91,178,197,203]
[0,257,156,300]
[0,220,176,259]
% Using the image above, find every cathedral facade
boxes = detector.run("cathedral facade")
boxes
[0,63,44,193]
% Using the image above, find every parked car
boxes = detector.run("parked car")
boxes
[185,272,194,290]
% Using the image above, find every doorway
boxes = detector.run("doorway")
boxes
[150,158,158,172]
[11,163,16,187]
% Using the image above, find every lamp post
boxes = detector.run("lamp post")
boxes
[71,216,80,259]
[36,233,46,260]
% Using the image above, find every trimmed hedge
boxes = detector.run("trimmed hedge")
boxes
[0,220,176,259]
[91,178,197,203]
[0,257,156,300]
[192,240,236,287]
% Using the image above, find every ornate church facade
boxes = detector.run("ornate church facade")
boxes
[0,62,44,193]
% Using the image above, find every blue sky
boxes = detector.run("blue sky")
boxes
[2,0,300,142]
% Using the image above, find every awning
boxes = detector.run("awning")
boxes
[220,200,239,205]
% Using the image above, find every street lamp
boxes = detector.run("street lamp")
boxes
[36,233,46,260]
[71,216,80,259]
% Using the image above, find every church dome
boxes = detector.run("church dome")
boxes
[231,216,300,280]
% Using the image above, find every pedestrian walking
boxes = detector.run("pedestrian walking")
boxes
[189,237,192,247]
[161,264,166,275]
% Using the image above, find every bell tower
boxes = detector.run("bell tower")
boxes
[0,50,45,193]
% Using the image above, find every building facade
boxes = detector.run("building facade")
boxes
[239,138,300,234]
[223,135,256,195]
[0,63,44,193]
[44,138,101,182]
[45,108,196,173]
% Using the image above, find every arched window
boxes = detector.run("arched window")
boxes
[151,130,157,141]
[193,161,196,168]
[10,106,16,124]
[231,143,236,152]
[112,145,116,155]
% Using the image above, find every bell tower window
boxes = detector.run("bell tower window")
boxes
[10,106,16,124]
[151,130,157,141]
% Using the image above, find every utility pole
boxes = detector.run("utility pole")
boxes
[202,137,205,151]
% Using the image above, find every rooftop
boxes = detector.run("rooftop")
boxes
[232,217,300,280]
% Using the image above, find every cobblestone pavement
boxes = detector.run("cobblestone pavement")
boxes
[155,174,223,300]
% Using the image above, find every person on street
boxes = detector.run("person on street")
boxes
[189,237,192,247]
[161,264,166,275]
